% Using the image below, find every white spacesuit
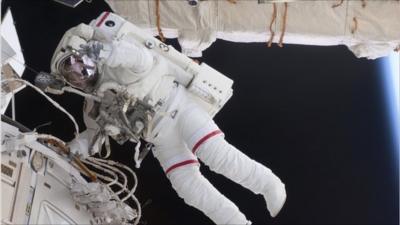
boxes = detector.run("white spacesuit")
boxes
[50,12,286,224]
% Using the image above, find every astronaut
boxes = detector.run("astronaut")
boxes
[50,12,286,225]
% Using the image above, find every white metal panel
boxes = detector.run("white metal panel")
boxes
[108,0,400,58]
[53,0,84,8]
[37,201,77,225]
[29,162,92,225]
[1,37,16,64]
[1,121,93,224]
[1,9,25,76]
[1,159,18,221]
[1,152,32,225]
[10,163,33,224]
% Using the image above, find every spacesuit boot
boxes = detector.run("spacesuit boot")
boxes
[262,178,286,217]
[193,135,287,217]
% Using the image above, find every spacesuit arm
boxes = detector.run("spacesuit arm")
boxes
[59,23,95,49]
[103,39,154,74]
[68,99,103,158]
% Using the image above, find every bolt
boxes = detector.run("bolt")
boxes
[145,40,155,49]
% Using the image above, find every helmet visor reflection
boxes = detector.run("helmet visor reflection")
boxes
[59,54,98,90]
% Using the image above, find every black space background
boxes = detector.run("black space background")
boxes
[1,1,399,224]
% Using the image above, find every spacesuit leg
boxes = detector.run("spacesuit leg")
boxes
[176,91,286,218]
[167,164,250,225]
[151,116,250,224]
[193,134,286,218]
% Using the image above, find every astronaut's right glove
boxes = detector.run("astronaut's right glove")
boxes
[68,129,102,159]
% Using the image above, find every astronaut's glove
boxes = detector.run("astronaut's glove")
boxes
[68,129,101,159]
[78,41,103,60]
[59,24,94,49]
[78,41,112,63]
[68,137,91,159]
[59,24,92,51]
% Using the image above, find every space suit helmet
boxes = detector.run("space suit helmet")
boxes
[58,53,99,91]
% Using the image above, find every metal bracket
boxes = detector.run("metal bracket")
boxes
[53,0,84,8]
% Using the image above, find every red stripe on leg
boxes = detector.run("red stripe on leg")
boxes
[165,160,199,174]
[192,130,223,154]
